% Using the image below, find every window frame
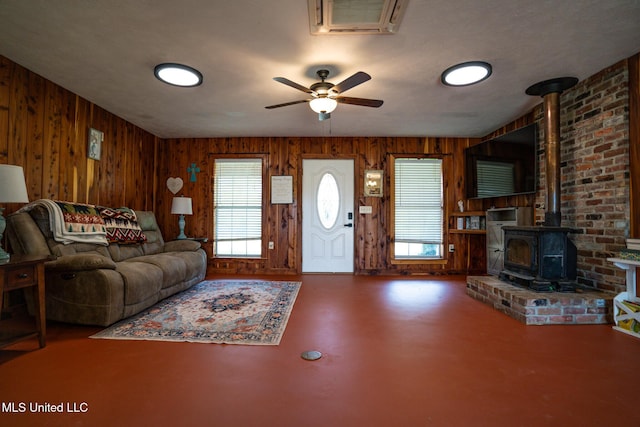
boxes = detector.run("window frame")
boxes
[211,154,268,259]
[389,154,447,264]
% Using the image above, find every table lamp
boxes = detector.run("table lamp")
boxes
[0,165,30,260]
[171,196,192,240]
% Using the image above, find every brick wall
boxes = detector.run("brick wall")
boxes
[533,60,630,293]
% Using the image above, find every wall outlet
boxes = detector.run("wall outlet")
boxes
[448,244,455,253]
[268,241,274,250]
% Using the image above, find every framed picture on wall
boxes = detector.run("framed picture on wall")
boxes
[88,128,103,161]
[364,170,383,197]
[271,175,293,204]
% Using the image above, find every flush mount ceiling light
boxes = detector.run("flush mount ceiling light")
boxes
[154,63,203,87]
[441,61,492,87]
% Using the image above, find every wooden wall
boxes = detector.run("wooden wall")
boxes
[0,56,157,215]
[157,131,536,275]
[4,50,637,279]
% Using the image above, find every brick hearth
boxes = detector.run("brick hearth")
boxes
[466,276,615,325]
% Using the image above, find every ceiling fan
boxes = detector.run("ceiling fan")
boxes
[265,69,384,121]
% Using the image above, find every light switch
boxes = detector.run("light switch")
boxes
[359,206,373,214]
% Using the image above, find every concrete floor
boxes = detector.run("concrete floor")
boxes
[1,274,639,427]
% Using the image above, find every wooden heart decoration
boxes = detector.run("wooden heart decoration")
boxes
[166,177,184,194]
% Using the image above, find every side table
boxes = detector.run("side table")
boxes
[0,254,48,348]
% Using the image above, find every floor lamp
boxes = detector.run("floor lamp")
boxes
[0,165,30,261]
[171,196,192,240]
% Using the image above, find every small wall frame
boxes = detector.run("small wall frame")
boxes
[364,169,383,197]
[88,128,103,161]
[271,175,293,204]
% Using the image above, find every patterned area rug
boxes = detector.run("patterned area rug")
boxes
[90,280,301,345]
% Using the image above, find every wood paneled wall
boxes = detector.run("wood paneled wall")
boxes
[0,56,157,215]
[157,133,536,275]
[4,51,637,278]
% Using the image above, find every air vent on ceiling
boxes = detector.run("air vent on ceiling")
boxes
[308,0,408,35]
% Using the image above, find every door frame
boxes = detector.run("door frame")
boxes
[297,154,358,274]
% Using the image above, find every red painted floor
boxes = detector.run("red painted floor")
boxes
[1,274,639,427]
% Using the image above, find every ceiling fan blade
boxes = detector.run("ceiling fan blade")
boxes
[336,96,383,108]
[265,99,310,109]
[331,72,371,94]
[273,77,314,94]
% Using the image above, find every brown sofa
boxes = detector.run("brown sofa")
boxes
[6,204,206,326]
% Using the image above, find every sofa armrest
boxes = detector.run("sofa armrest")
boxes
[45,254,117,272]
[163,240,202,252]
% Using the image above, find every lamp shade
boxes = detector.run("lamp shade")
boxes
[171,196,193,215]
[0,165,29,203]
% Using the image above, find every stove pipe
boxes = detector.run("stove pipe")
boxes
[525,77,578,227]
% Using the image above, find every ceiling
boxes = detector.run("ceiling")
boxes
[1,0,640,139]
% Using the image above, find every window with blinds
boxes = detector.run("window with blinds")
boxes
[213,158,263,257]
[393,157,443,259]
[476,160,515,198]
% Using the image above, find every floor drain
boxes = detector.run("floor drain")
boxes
[301,350,322,361]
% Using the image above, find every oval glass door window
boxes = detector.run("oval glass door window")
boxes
[317,173,340,229]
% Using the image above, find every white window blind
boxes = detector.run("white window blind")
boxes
[476,160,514,198]
[214,159,262,257]
[394,158,443,258]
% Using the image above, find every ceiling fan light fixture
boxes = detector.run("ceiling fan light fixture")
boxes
[154,63,203,87]
[441,61,492,87]
[318,112,331,121]
[309,97,338,114]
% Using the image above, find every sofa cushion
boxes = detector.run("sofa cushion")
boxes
[136,211,165,255]
[126,253,187,289]
[6,211,51,256]
[28,205,55,239]
[167,250,207,279]
[107,243,145,262]
[115,261,163,306]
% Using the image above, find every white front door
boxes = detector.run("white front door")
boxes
[302,159,354,273]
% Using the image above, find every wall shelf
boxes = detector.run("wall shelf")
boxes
[449,211,486,234]
[449,229,486,234]
[448,211,486,274]
[450,211,486,216]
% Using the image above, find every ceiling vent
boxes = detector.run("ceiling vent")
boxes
[308,0,408,35]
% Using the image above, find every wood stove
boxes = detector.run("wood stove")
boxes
[499,226,577,291]
[498,76,579,292]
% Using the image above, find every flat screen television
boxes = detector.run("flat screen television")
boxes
[465,123,537,199]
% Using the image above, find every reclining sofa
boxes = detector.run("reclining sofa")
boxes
[6,199,207,326]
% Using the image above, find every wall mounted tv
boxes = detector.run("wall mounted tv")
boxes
[465,123,537,199]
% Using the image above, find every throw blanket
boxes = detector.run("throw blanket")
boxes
[99,207,147,243]
[19,199,108,246]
